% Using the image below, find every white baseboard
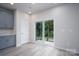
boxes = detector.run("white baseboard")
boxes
[54,45,79,54]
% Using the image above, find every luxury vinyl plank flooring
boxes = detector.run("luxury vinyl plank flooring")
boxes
[0,41,78,56]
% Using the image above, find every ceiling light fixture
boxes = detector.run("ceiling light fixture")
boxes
[28,11,32,14]
[10,2,14,5]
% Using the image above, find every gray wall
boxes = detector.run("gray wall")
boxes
[31,4,79,53]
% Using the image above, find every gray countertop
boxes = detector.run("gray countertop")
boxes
[0,34,16,36]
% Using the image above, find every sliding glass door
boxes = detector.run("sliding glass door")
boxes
[36,20,54,42]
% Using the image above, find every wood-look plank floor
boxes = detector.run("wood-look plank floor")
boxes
[0,41,78,56]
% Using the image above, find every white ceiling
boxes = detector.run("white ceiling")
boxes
[0,3,63,14]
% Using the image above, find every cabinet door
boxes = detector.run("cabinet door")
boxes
[0,35,16,49]
[5,13,14,29]
[0,8,14,29]
[6,35,16,47]
[0,36,8,49]
[0,37,4,49]
[0,11,6,28]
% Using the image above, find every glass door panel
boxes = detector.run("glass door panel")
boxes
[36,22,43,40]
[45,20,54,42]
